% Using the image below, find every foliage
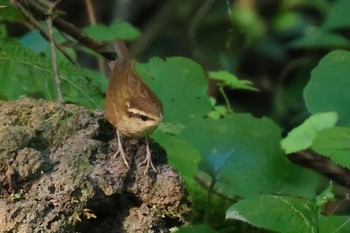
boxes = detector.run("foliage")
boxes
[0,0,24,22]
[83,21,141,41]
[304,50,350,126]
[281,112,338,153]
[0,39,106,108]
[208,71,258,92]
[1,0,350,233]
[312,127,350,169]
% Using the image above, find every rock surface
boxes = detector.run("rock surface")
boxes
[0,97,188,233]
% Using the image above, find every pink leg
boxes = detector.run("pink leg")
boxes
[137,137,157,174]
[115,130,129,168]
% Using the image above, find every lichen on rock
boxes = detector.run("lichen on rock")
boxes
[0,97,189,233]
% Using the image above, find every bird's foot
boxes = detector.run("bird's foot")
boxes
[137,137,157,174]
[115,130,129,168]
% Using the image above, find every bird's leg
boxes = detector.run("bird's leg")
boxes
[115,130,129,168]
[137,137,157,174]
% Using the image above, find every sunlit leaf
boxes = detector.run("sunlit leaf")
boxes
[208,71,258,91]
[281,112,338,154]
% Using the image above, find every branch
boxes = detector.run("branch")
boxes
[9,0,77,64]
[12,0,116,61]
[288,149,350,188]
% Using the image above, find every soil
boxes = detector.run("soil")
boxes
[0,97,189,233]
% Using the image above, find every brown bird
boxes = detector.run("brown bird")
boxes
[105,40,163,174]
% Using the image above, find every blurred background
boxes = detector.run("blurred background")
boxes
[4,0,345,132]
[42,0,346,131]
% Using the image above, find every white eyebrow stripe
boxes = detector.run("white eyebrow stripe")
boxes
[128,108,159,120]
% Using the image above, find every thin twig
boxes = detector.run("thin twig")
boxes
[9,0,77,64]
[288,150,350,188]
[85,0,96,24]
[13,0,115,60]
[53,17,115,60]
[188,0,215,48]
[85,0,106,74]
[129,0,175,57]
[195,173,238,202]
[46,1,63,102]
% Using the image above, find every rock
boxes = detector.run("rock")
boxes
[0,97,189,233]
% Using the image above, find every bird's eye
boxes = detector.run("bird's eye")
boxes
[140,115,149,121]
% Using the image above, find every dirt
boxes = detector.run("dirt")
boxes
[0,97,189,233]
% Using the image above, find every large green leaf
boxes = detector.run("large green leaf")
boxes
[281,112,338,154]
[278,163,328,200]
[184,115,289,198]
[151,132,200,185]
[226,195,317,233]
[312,127,350,169]
[0,40,106,108]
[322,0,350,30]
[304,50,350,126]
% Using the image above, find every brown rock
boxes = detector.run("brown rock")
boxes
[0,97,189,233]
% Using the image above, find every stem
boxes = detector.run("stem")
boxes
[315,207,319,233]
[219,85,233,112]
[204,177,216,224]
[47,3,63,103]
[9,0,77,64]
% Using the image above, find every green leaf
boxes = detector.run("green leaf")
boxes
[208,71,258,91]
[207,105,228,120]
[0,1,24,22]
[83,21,140,42]
[19,29,51,54]
[151,132,200,185]
[279,163,328,200]
[289,29,350,49]
[315,182,335,207]
[319,215,350,233]
[304,50,350,126]
[0,39,106,108]
[281,112,338,154]
[200,147,234,179]
[312,127,350,169]
[322,0,350,30]
[186,115,289,198]
[226,195,317,233]
[176,224,219,233]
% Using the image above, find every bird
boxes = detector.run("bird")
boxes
[104,40,163,174]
